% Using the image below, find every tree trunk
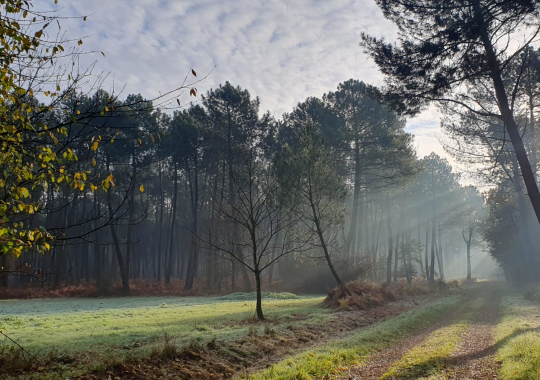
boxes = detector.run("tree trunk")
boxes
[393,229,400,283]
[430,217,436,286]
[436,220,444,280]
[424,218,429,279]
[474,0,540,224]
[254,270,264,320]
[125,150,137,289]
[465,228,472,280]
[165,162,179,285]
[386,194,393,286]
[185,159,200,290]
[107,191,130,295]
[157,160,165,281]
[344,143,361,259]
[310,197,343,286]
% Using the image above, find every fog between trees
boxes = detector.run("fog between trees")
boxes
[2,0,540,322]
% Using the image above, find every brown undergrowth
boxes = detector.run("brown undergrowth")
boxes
[323,279,443,311]
[0,279,210,299]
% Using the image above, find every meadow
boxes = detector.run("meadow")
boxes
[0,294,326,373]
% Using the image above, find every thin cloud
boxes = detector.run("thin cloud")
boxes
[50,0,446,162]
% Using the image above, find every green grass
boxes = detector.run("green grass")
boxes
[218,292,300,301]
[495,295,540,380]
[248,295,461,380]
[0,294,326,368]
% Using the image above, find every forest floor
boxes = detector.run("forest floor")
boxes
[1,283,540,379]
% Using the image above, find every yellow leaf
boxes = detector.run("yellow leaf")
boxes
[92,158,96,166]
[140,185,144,193]
[92,141,99,151]
[77,110,80,115]
[78,40,83,46]
[44,243,51,250]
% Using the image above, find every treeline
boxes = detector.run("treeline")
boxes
[2,79,484,314]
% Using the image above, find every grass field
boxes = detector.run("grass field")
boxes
[0,294,326,371]
[7,283,540,379]
[495,294,540,379]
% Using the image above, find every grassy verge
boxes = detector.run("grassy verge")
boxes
[0,295,326,369]
[248,295,461,380]
[495,295,540,380]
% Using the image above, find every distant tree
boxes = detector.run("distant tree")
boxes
[203,82,262,292]
[324,80,408,260]
[459,186,484,280]
[278,119,347,287]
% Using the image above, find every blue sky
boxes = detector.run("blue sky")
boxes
[48,0,444,160]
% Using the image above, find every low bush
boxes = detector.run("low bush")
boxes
[323,281,397,310]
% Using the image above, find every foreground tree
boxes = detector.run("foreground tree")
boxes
[210,149,299,320]
[361,0,540,223]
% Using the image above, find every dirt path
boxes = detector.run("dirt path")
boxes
[338,326,438,379]
[341,288,501,380]
[439,289,500,379]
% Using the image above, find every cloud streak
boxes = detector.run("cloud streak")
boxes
[51,0,445,161]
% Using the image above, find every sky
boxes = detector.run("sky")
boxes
[48,0,445,161]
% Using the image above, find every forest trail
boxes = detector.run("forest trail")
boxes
[341,286,501,380]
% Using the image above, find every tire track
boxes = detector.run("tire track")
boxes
[341,293,478,380]
[338,287,500,380]
[437,289,501,380]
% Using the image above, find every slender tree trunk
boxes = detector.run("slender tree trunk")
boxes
[344,143,361,259]
[157,160,165,281]
[429,217,436,286]
[185,159,200,290]
[125,151,137,288]
[165,162,179,285]
[465,227,472,280]
[107,191,130,295]
[310,195,343,286]
[436,220,444,280]
[386,194,393,286]
[425,218,430,279]
[254,269,264,320]
[393,229,400,282]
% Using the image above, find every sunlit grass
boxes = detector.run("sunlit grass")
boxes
[248,296,461,380]
[379,302,480,380]
[495,295,540,379]
[0,295,326,366]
